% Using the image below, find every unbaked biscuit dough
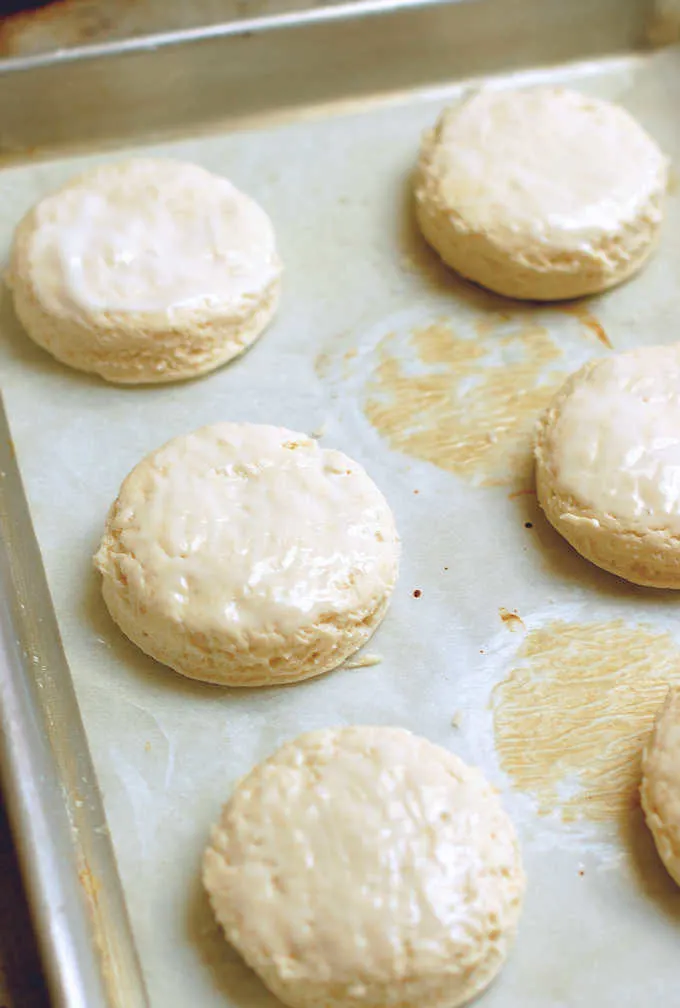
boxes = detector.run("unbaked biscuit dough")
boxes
[642,688,680,886]
[8,158,281,383]
[415,87,667,300]
[535,346,680,588]
[203,726,525,1008]
[94,423,399,685]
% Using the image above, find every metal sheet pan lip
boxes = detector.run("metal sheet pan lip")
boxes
[0,0,653,159]
[0,633,110,1008]
[0,0,473,74]
[0,397,148,1008]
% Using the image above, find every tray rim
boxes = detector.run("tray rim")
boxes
[0,395,148,1008]
[0,0,455,73]
[0,0,659,158]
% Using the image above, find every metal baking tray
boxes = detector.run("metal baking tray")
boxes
[0,0,341,59]
[1,1,680,1006]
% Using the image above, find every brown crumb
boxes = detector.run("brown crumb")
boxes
[413,489,420,494]
[563,303,612,349]
[413,589,422,598]
[582,316,611,349]
[499,607,525,632]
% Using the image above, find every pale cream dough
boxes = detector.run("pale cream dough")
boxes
[203,726,525,1008]
[642,688,680,886]
[415,86,668,300]
[535,345,680,587]
[94,423,400,685]
[8,158,281,383]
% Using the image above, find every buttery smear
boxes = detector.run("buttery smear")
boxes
[363,316,591,486]
[561,302,612,348]
[493,620,680,826]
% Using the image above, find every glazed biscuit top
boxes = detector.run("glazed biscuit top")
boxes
[541,347,680,534]
[420,87,667,254]
[204,726,524,986]
[11,158,280,317]
[95,423,399,637]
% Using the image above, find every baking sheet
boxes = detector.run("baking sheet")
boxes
[0,0,339,57]
[1,38,680,1008]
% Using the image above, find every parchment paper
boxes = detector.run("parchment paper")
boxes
[1,47,680,1007]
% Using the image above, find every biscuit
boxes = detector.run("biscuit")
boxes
[642,688,680,886]
[415,87,667,300]
[8,158,281,383]
[203,726,525,1008]
[535,346,680,587]
[94,423,399,685]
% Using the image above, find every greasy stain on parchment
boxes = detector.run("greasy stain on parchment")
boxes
[493,620,680,827]
[362,314,596,486]
[315,351,331,379]
[560,302,612,348]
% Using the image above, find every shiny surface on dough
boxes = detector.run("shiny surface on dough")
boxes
[204,726,524,1008]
